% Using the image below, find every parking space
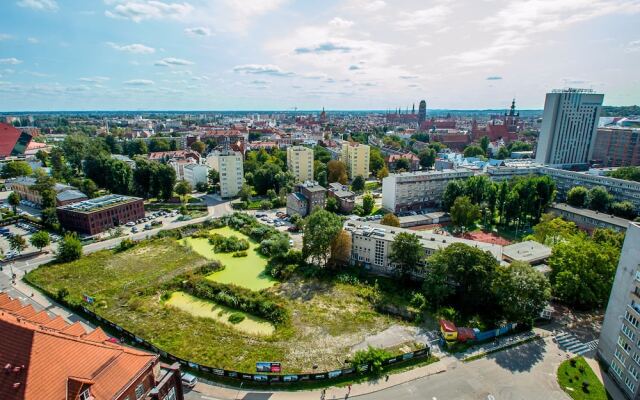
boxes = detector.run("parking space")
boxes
[125,209,181,234]
[0,221,60,261]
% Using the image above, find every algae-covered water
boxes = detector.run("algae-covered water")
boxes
[180,226,276,291]
[165,291,275,336]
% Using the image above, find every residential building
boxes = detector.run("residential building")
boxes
[183,163,209,187]
[345,220,502,276]
[327,182,356,213]
[0,291,184,400]
[382,169,474,213]
[501,240,552,265]
[56,194,145,235]
[0,122,32,158]
[287,145,314,182]
[341,142,370,179]
[286,181,326,217]
[6,177,87,207]
[206,150,244,198]
[535,89,604,167]
[597,222,640,398]
[387,153,420,171]
[592,126,640,167]
[548,202,630,232]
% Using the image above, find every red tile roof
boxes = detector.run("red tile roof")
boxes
[0,292,158,400]
[0,123,22,157]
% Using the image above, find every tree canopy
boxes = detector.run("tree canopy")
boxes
[302,209,343,267]
[388,232,424,280]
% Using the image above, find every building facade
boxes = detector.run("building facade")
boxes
[183,163,209,187]
[327,182,356,213]
[341,142,370,179]
[287,145,314,182]
[285,181,326,217]
[6,177,87,207]
[597,222,640,399]
[548,202,630,232]
[382,169,474,213]
[206,150,244,198]
[0,122,32,158]
[535,89,603,167]
[56,194,145,235]
[592,127,640,167]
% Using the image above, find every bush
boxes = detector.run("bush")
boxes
[233,251,248,257]
[228,312,246,324]
[260,200,273,210]
[258,234,290,257]
[409,292,427,311]
[232,201,248,210]
[56,287,69,301]
[436,306,459,322]
[266,262,298,280]
[117,238,136,252]
[208,234,250,253]
[337,273,360,285]
[197,261,224,275]
[56,233,83,263]
[350,346,392,376]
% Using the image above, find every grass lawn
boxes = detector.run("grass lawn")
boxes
[180,226,276,291]
[26,233,408,373]
[557,356,608,400]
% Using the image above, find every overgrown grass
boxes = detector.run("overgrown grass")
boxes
[557,356,608,400]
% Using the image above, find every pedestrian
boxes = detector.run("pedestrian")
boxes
[348,384,352,393]
[385,374,389,382]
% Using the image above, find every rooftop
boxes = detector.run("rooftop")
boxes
[502,240,552,264]
[57,194,142,213]
[549,202,631,229]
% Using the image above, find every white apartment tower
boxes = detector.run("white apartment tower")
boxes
[341,142,370,179]
[598,222,640,398]
[206,150,244,198]
[287,145,314,182]
[535,88,604,167]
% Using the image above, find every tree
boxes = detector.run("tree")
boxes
[567,186,588,207]
[253,163,282,195]
[442,180,466,211]
[325,196,340,213]
[418,148,436,170]
[479,136,490,155]
[351,175,365,192]
[329,229,352,267]
[388,232,424,280]
[56,233,83,263]
[588,186,612,212]
[2,161,32,178]
[394,157,411,171]
[380,213,400,227]
[424,243,499,313]
[9,234,27,255]
[362,193,375,215]
[29,231,50,252]
[531,213,577,246]
[190,141,206,154]
[463,145,485,158]
[610,201,636,219]
[8,192,20,214]
[369,147,385,175]
[175,180,192,202]
[450,196,480,231]
[239,184,253,201]
[606,166,640,182]
[376,166,389,180]
[495,146,510,160]
[327,160,348,184]
[156,164,176,201]
[208,169,220,186]
[492,261,551,324]
[316,170,328,187]
[592,228,625,250]
[351,346,392,376]
[302,209,343,267]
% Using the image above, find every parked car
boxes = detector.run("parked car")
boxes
[181,372,197,388]
[131,227,139,233]
[125,222,135,227]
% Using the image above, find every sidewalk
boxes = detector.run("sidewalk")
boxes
[193,360,447,400]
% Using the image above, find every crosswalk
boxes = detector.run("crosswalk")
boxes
[555,332,597,355]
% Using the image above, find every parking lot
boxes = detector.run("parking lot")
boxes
[249,209,302,249]
[0,220,60,261]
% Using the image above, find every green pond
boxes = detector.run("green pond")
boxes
[179,226,276,291]
[166,292,275,336]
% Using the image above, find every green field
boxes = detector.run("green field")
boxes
[166,291,275,335]
[180,226,275,291]
[557,356,608,400]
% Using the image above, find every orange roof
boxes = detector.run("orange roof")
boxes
[0,292,158,400]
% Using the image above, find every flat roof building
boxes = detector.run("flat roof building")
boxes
[341,142,370,179]
[548,202,631,232]
[502,240,552,265]
[57,194,144,235]
[287,145,314,182]
[206,150,244,198]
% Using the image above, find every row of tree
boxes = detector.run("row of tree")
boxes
[566,185,637,219]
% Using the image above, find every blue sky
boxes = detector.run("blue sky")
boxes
[1,0,639,111]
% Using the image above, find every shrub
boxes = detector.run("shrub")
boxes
[436,306,459,323]
[266,262,298,280]
[260,200,273,210]
[56,287,69,301]
[409,292,427,311]
[337,273,360,285]
[197,261,224,275]
[56,234,83,263]
[232,201,248,210]
[208,234,250,253]
[351,346,392,376]
[160,292,171,301]
[228,312,246,324]
[258,234,290,257]
[233,251,247,257]
[117,238,136,252]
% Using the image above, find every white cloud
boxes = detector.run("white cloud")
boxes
[233,64,294,77]
[345,0,386,12]
[626,39,640,52]
[185,26,211,36]
[0,34,12,41]
[0,58,23,65]
[105,1,193,22]
[79,76,110,83]
[124,79,155,85]
[329,17,354,29]
[27,37,39,44]
[154,57,194,66]
[16,0,58,11]
[107,42,156,54]
[395,5,451,30]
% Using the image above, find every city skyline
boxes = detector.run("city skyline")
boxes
[1,0,640,111]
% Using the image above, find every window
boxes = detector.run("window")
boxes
[135,383,145,399]
[633,352,640,366]
[625,376,636,392]
[163,387,177,400]
[80,389,91,400]
[611,360,624,378]
[616,348,627,365]
[623,323,636,341]
[630,364,639,381]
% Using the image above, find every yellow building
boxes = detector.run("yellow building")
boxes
[206,150,244,198]
[341,142,370,179]
[287,145,314,182]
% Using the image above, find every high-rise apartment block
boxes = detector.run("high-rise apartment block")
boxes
[206,150,244,198]
[592,126,640,167]
[341,142,370,179]
[598,222,640,398]
[535,89,604,167]
[287,145,314,182]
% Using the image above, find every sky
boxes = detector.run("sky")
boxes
[1,0,639,111]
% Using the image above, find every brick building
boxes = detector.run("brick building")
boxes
[6,177,87,206]
[286,181,326,217]
[591,127,640,167]
[57,194,144,235]
[0,292,184,400]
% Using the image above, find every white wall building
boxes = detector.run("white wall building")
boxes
[183,163,209,187]
[206,150,244,198]
[287,145,314,182]
[535,88,604,167]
